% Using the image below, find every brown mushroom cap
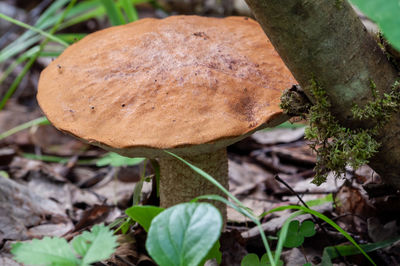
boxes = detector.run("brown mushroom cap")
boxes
[37,16,296,158]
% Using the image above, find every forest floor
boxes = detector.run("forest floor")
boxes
[0,1,399,265]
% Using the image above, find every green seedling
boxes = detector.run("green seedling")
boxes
[146,202,222,266]
[278,220,316,248]
[241,253,283,266]
[11,224,118,266]
[124,204,221,265]
[125,205,164,232]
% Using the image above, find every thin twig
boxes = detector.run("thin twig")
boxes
[274,174,349,265]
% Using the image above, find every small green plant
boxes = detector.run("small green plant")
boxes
[125,205,164,232]
[241,253,283,266]
[169,152,375,266]
[11,224,118,266]
[278,220,316,248]
[123,203,222,265]
[145,202,222,266]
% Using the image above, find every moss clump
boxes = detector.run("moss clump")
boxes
[303,79,400,185]
[280,85,311,117]
[351,80,400,123]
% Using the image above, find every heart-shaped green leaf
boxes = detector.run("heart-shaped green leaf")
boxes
[279,220,316,248]
[201,240,222,265]
[241,253,260,266]
[125,205,164,232]
[299,220,316,238]
[146,202,222,266]
[241,253,283,266]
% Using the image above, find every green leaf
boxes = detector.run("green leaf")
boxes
[0,116,49,141]
[322,235,400,265]
[120,0,139,22]
[100,0,126,25]
[0,0,77,111]
[119,218,134,234]
[71,224,118,264]
[277,219,316,249]
[279,220,304,248]
[0,170,9,178]
[299,220,316,238]
[261,253,284,266]
[350,0,400,51]
[96,152,145,167]
[0,13,68,46]
[132,159,148,205]
[166,151,275,264]
[260,205,377,266]
[305,194,333,207]
[125,205,164,232]
[321,248,334,266]
[241,253,261,266]
[146,202,222,266]
[241,253,283,266]
[11,237,78,265]
[193,194,275,265]
[55,33,87,43]
[201,240,222,265]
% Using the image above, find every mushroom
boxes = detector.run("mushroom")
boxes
[37,16,296,221]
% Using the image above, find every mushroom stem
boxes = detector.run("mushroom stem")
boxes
[158,148,229,221]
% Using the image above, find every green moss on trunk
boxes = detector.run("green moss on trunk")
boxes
[284,78,400,185]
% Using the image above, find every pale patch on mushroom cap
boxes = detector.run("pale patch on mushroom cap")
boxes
[37,16,296,157]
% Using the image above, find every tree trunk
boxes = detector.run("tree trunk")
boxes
[245,0,400,188]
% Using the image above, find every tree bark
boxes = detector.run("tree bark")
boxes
[245,0,400,188]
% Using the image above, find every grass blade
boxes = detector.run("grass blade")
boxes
[260,205,376,266]
[22,153,98,165]
[194,194,276,266]
[35,0,71,28]
[322,235,400,264]
[0,116,49,140]
[0,46,38,85]
[55,33,87,43]
[100,0,126,25]
[273,211,304,266]
[0,35,41,62]
[120,0,138,22]
[0,0,101,63]
[0,0,77,110]
[0,13,68,47]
